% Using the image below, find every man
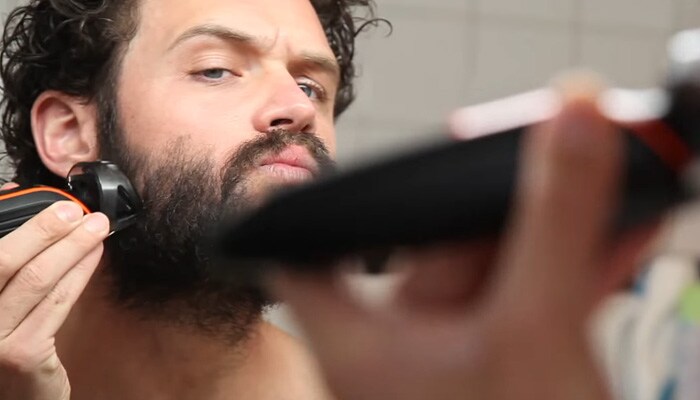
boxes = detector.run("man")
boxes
[0,0,658,400]
[0,0,371,398]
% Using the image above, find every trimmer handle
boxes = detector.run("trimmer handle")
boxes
[0,161,141,238]
[0,187,91,238]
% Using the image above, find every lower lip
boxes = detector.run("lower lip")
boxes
[257,163,314,183]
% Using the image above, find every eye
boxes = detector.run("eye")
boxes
[298,79,327,101]
[195,68,234,81]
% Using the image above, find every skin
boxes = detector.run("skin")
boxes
[0,0,338,399]
[0,0,658,399]
[116,0,338,172]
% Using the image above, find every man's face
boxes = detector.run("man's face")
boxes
[96,0,340,339]
[117,0,338,188]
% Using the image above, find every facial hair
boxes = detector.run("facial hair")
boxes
[96,98,335,344]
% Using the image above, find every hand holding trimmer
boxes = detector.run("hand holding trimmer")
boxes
[0,161,141,238]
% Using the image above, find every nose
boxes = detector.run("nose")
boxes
[253,75,317,134]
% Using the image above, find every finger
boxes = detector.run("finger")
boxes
[0,213,109,336]
[395,240,497,309]
[268,271,375,354]
[0,182,19,191]
[0,202,85,290]
[493,96,622,319]
[11,244,103,341]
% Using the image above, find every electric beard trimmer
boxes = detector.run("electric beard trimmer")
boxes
[213,29,700,274]
[0,161,142,237]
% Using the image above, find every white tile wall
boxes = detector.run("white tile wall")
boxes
[0,0,14,10]
[578,29,668,88]
[336,0,697,163]
[468,19,574,102]
[479,0,577,23]
[675,0,700,30]
[378,0,475,12]
[348,6,474,125]
[0,0,18,18]
[581,0,675,31]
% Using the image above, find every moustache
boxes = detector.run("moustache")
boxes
[219,130,337,186]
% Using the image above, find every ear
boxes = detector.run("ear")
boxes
[31,90,100,179]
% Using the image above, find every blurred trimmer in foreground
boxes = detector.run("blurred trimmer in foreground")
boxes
[213,29,700,276]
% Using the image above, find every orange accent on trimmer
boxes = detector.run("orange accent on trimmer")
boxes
[623,120,694,174]
[0,187,92,215]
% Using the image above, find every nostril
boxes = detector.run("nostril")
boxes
[271,118,294,127]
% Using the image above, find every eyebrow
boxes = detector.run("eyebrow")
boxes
[296,52,341,82]
[168,24,260,51]
[168,24,341,81]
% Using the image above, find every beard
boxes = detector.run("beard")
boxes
[95,97,335,344]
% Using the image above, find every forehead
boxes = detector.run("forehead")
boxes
[132,0,332,54]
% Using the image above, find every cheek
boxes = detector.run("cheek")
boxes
[117,86,258,164]
[316,119,337,157]
[116,69,337,163]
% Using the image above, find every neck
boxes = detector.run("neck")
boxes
[56,273,331,400]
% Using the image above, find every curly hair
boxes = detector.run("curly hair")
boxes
[0,0,378,186]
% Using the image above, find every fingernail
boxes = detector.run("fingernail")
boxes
[84,213,109,234]
[551,69,606,103]
[56,202,83,222]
